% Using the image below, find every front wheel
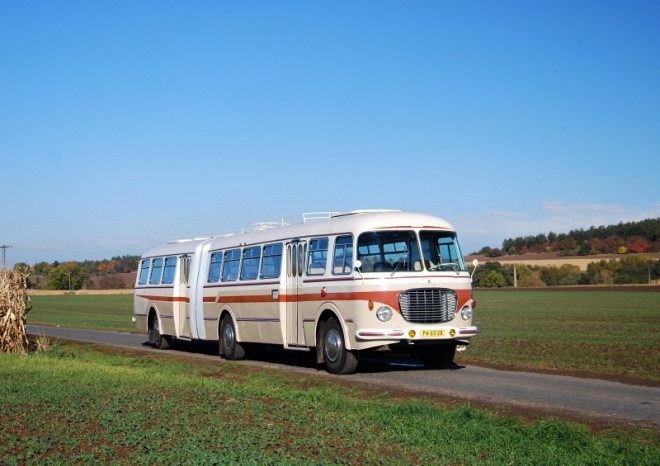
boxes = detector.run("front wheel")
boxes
[220,315,246,360]
[322,317,358,374]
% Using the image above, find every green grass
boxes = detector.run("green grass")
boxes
[28,290,660,381]
[458,290,660,381]
[1,342,658,465]
[29,294,134,332]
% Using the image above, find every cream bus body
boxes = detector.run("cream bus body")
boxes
[134,210,478,374]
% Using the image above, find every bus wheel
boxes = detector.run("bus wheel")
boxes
[221,315,246,360]
[148,314,170,350]
[421,345,456,369]
[322,317,358,374]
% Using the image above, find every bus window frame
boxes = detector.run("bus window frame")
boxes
[138,259,150,285]
[149,257,164,284]
[240,246,262,281]
[332,235,353,275]
[161,256,177,285]
[306,237,328,276]
[221,249,241,282]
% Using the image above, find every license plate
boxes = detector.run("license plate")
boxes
[420,330,445,337]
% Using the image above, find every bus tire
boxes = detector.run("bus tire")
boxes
[421,344,456,369]
[148,313,170,350]
[322,317,358,374]
[221,315,246,361]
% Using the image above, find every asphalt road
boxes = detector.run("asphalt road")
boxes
[27,324,660,430]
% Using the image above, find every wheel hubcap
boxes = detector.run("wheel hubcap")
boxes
[224,323,235,350]
[325,329,342,363]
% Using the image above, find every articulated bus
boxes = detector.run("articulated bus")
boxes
[133,210,478,374]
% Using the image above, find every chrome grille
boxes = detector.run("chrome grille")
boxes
[399,288,457,323]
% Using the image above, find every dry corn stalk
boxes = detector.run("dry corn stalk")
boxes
[0,268,32,354]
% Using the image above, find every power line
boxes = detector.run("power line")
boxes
[1,244,12,270]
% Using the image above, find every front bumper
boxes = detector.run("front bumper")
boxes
[356,325,478,341]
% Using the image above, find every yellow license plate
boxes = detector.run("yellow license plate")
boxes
[420,330,445,337]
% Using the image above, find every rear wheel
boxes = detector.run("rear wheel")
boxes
[220,315,246,360]
[421,345,456,369]
[322,317,358,374]
[148,313,170,350]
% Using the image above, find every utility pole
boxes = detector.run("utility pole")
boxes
[513,264,518,288]
[0,244,12,270]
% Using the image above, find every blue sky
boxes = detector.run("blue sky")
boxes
[1,1,659,266]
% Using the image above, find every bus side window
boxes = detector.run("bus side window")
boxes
[240,246,261,280]
[222,249,241,282]
[138,259,151,285]
[307,237,328,275]
[260,243,282,279]
[149,258,164,285]
[208,252,223,283]
[333,236,353,275]
[162,256,177,284]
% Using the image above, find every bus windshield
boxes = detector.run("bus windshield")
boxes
[357,230,466,273]
[357,231,421,272]
[419,231,466,272]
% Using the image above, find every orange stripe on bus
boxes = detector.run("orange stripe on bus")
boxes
[136,294,190,303]
[138,289,471,310]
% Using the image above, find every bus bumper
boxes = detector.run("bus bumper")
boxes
[356,326,478,341]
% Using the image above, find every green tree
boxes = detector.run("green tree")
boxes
[479,270,507,287]
[586,260,617,285]
[473,262,513,287]
[32,261,52,276]
[46,263,92,290]
[615,256,652,284]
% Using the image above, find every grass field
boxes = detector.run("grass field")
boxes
[28,290,660,381]
[458,290,660,382]
[29,294,135,332]
[1,341,658,465]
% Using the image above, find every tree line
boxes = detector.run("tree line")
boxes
[14,255,140,290]
[12,216,660,290]
[477,217,660,257]
[472,255,660,288]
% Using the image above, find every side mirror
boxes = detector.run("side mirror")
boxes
[354,260,362,271]
[470,259,479,283]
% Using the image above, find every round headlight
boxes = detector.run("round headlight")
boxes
[376,306,393,322]
[461,305,472,321]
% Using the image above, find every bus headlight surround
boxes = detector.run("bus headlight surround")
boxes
[376,306,393,322]
[461,305,472,321]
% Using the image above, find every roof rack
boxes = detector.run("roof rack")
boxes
[167,237,212,244]
[167,233,234,244]
[331,209,400,218]
[241,212,339,233]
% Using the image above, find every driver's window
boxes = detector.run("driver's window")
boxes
[419,231,465,271]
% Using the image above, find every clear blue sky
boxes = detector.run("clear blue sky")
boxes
[1,1,659,266]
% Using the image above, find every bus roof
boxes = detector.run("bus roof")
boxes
[209,210,455,251]
[140,237,212,259]
[139,211,456,259]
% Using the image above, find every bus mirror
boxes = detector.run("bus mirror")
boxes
[470,259,478,282]
[354,260,362,270]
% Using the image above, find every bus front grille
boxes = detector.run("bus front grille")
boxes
[399,288,457,323]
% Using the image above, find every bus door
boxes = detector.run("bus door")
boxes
[286,240,307,347]
[175,255,191,339]
[188,240,212,340]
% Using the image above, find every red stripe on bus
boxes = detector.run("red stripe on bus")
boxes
[135,294,190,303]
[138,288,471,310]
